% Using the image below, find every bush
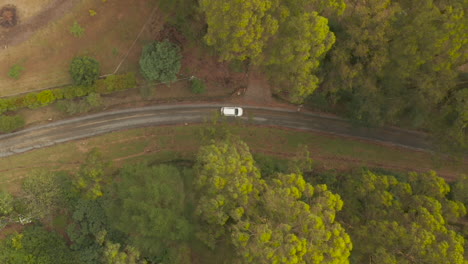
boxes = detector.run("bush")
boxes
[85,93,101,107]
[0,73,135,115]
[56,93,101,115]
[0,115,25,133]
[97,72,137,94]
[56,100,90,115]
[8,64,24,80]
[36,90,56,107]
[139,40,181,82]
[70,21,85,37]
[190,78,206,94]
[70,56,100,86]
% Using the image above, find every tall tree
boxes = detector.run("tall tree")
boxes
[139,40,182,83]
[106,163,192,262]
[326,170,466,264]
[231,173,352,264]
[264,11,335,103]
[200,0,280,61]
[0,226,78,264]
[195,139,265,248]
[20,171,67,219]
[72,148,109,200]
[195,139,352,263]
[319,0,467,132]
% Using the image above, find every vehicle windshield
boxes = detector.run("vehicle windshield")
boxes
[235,109,238,115]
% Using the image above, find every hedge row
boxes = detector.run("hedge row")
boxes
[0,73,136,115]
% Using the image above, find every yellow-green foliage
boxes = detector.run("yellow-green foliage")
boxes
[89,9,97,16]
[0,73,136,115]
[195,139,352,263]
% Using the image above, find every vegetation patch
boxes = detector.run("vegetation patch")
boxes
[0,73,136,115]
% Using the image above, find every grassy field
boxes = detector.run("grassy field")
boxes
[0,0,158,96]
[1,123,466,193]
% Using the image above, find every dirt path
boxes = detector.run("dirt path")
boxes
[0,0,79,46]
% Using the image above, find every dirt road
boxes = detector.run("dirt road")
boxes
[0,104,431,157]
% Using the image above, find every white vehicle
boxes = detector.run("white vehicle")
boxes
[221,107,243,117]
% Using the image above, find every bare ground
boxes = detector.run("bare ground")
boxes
[0,0,79,46]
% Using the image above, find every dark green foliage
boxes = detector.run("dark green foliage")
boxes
[317,0,467,150]
[0,115,25,133]
[106,163,192,261]
[0,225,77,264]
[70,56,100,86]
[451,175,468,207]
[139,40,182,82]
[67,199,108,263]
[253,153,288,177]
[72,148,108,200]
[159,0,204,41]
[190,78,206,94]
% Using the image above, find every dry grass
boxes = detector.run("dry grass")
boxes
[0,124,466,193]
[0,0,55,22]
[0,0,157,96]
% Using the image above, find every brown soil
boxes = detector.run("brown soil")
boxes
[0,0,78,46]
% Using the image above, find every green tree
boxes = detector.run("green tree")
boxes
[200,0,280,61]
[231,173,352,264]
[101,239,147,264]
[139,40,182,82]
[195,140,352,263]
[195,139,265,248]
[263,10,335,103]
[452,175,468,206]
[73,148,109,200]
[319,0,467,134]
[106,163,192,261]
[0,225,77,264]
[325,170,466,264]
[70,56,100,86]
[20,171,66,219]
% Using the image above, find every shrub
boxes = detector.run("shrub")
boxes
[139,40,181,82]
[0,115,25,133]
[56,100,90,115]
[0,73,135,115]
[36,90,56,107]
[0,99,8,114]
[70,21,85,37]
[98,72,137,94]
[51,88,64,100]
[85,93,101,107]
[89,9,97,16]
[191,78,206,94]
[8,64,24,80]
[70,56,100,86]
[24,93,39,109]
